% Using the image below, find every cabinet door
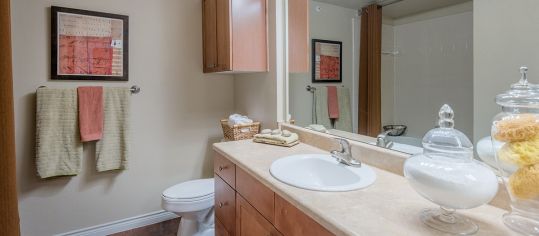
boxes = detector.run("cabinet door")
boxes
[274,195,334,236]
[216,0,232,71]
[216,218,230,236]
[231,0,268,71]
[236,194,282,236]
[203,0,218,72]
[236,167,274,223]
[215,175,236,235]
[288,0,309,73]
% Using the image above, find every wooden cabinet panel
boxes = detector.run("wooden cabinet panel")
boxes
[216,0,232,71]
[288,0,309,73]
[202,0,268,73]
[216,217,230,236]
[236,167,275,224]
[274,195,334,236]
[202,0,218,73]
[236,194,282,236]
[215,175,236,235]
[214,153,236,188]
[231,0,268,72]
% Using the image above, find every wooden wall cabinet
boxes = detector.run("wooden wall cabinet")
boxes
[288,0,309,73]
[214,152,334,236]
[203,0,268,73]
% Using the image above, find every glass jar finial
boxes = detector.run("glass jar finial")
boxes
[438,104,454,129]
[519,66,528,85]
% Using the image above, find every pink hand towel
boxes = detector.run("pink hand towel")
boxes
[327,86,340,119]
[78,86,104,142]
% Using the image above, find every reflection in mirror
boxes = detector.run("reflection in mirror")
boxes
[287,0,473,154]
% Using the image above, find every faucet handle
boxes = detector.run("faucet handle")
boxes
[334,138,351,152]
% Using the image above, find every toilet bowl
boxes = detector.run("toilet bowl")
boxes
[162,178,215,236]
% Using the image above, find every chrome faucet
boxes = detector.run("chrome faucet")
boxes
[330,138,362,167]
[376,131,394,149]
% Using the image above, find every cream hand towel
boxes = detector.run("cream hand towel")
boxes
[314,89,333,129]
[334,87,353,132]
[96,88,130,172]
[36,88,82,178]
[253,133,299,145]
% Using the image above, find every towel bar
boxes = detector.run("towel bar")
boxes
[36,85,141,95]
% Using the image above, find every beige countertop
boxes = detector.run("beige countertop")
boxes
[213,140,516,236]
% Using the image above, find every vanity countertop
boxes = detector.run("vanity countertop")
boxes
[213,139,517,236]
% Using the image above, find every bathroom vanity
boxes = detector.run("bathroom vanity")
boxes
[214,149,332,236]
[213,137,517,236]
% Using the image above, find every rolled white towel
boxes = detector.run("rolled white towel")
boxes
[305,124,329,133]
[228,114,253,127]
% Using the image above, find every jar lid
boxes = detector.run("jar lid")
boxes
[421,104,473,160]
[496,66,539,108]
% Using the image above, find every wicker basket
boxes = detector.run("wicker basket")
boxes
[221,119,261,141]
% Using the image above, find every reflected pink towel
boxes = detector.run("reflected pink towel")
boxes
[78,86,103,142]
[327,86,339,119]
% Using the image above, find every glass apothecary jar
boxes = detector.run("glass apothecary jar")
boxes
[404,104,498,235]
[491,66,539,235]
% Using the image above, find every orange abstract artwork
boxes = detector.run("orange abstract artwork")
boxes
[53,7,126,80]
[319,55,340,79]
[59,36,113,75]
[313,40,341,82]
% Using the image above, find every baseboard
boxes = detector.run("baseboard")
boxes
[56,210,178,236]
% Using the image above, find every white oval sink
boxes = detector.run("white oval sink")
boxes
[270,154,376,192]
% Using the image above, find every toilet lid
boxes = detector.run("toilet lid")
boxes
[162,178,214,200]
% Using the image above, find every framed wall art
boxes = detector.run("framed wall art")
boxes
[51,6,129,81]
[311,39,342,83]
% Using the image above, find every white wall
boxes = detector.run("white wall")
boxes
[288,1,358,131]
[11,0,235,235]
[391,10,473,138]
[474,0,539,142]
[381,23,395,127]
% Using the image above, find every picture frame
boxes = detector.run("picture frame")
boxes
[51,6,129,81]
[311,39,342,83]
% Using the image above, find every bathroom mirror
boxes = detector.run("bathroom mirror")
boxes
[286,0,473,154]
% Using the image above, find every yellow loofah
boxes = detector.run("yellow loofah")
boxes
[494,114,539,142]
[509,164,539,199]
[498,138,539,166]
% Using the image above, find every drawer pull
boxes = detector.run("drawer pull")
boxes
[218,165,228,171]
[219,202,227,208]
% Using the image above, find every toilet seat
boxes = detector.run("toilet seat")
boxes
[162,178,215,213]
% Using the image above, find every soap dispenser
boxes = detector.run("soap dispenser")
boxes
[403,104,498,235]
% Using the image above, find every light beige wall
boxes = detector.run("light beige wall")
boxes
[234,0,282,129]
[11,0,235,235]
[473,0,539,141]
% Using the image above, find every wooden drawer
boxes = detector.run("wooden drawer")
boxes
[236,193,282,236]
[236,167,275,223]
[215,152,236,188]
[215,175,236,235]
[274,194,334,236]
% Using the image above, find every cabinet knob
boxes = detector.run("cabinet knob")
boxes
[218,165,227,171]
[219,202,227,208]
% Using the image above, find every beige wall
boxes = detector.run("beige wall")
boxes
[11,0,235,235]
[473,0,539,141]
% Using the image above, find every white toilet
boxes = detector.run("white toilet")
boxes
[162,178,215,236]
